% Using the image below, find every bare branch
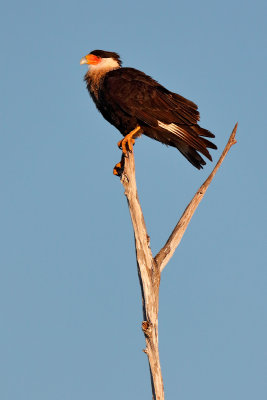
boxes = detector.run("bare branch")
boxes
[154,123,238,272]
[116,122,237,399]
[119,152,164,399]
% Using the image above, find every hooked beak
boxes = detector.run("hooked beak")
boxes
[80,56,88,65]
[80,54,101,65]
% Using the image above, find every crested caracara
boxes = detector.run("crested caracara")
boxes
[80,50,217,171]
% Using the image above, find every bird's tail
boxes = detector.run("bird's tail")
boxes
[147,122,217,169]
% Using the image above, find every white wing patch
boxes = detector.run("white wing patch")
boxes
[158,120,205,153]
[157,121,186,136]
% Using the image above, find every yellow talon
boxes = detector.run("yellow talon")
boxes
[117,126,142,155]
[113,161,122,176]
[114,126,142,176]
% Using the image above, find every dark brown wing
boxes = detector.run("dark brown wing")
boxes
[103,68,199,124]
[103,68,216,168]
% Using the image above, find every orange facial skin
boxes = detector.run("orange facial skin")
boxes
[85,54,101,65]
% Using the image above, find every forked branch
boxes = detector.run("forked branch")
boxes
[117,123,238,399]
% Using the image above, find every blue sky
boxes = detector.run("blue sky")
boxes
[1,0,266,399]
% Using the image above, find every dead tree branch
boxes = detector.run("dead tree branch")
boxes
[155,122,238,272]
[117,123,238,399]
[120,150,164,399]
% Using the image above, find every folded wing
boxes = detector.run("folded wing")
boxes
[103,68,217,169]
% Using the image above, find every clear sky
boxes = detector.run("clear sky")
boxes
[1,0,266,399]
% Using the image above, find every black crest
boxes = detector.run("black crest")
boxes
[89,50,122,66]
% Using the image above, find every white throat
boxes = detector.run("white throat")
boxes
[88,57,120,74]
[85,57,120,101]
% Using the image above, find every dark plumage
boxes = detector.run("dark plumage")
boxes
[80,50,217,169]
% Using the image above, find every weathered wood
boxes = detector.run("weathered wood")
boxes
[120,152,164,399]
[155,123,238,272]
[117,123,237,399]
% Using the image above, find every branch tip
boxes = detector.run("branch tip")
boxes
[155,122,238,272]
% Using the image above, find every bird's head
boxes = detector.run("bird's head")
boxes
[80,50,122,72]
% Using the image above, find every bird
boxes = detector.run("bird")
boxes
[80,50,217,173]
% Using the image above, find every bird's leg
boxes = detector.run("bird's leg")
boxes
[117,126,142,155]
[114,126,142,176]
